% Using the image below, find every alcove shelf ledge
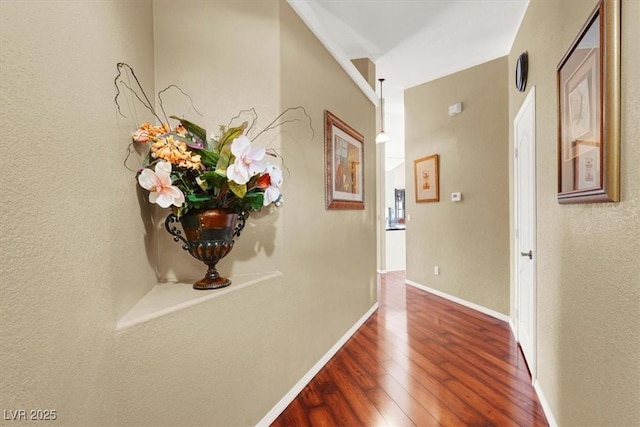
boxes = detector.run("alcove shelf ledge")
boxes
[116,271,283,332]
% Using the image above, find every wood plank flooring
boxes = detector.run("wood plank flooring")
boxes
[271,271,548,426]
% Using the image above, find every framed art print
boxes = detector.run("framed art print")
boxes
[324,110,365,210]
[414,154,439,203]
[557,0,620,203]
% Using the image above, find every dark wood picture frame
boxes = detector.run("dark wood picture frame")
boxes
[324,110,365,210]
[557,0,620,203]
[414,154,439,203]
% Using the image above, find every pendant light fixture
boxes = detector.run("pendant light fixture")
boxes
[376,78,390,144]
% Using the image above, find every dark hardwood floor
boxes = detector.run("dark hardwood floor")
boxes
[272,271,548,426]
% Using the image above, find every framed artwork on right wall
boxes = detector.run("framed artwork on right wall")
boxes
[556,0,620,203]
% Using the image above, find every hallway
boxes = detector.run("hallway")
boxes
[272,271,548,426]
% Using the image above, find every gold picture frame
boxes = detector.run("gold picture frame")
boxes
[324,110,365,210]
[557,0,620,203]
[414,154,439,203]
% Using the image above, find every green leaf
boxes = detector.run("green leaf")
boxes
[215,146,232,171]
[187,193,214,203]
[242,192,264,211]
[215,122,248,152]
[169,133,192,145]
[228,181,247,199]
[201,170,226,188]
[200,170,226,179]
[195,149,219,168]
[170,115,207,142]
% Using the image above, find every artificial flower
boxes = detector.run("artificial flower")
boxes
[262,164,283,206]
[134,121,170,141]
[132,129,149,143]
[255,173,271,189]
[150,135,202,170]
[137,161,185,208]
[227,135,266,185]
[117,63,299,218]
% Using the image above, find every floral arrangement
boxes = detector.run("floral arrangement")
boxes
[115,63,307,219]
[131,117,283,218]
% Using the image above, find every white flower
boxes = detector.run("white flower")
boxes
[263,164,283,206]
[137,161,185,208]
[227,135,266,185]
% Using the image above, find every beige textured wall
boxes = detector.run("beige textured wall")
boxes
[152,0,284,283]
[1,0,376,425]
[0,0,156,424]
[509,0,640,424]
[404,57,510,314]
[116,1,377,426]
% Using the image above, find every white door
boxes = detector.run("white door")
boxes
[514,86,537,380]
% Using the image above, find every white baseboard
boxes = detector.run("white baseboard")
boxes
[509,318,517,339]
[534,379,559,427]
[405,279,510,323]
[377,269,387,274]
[256,302,379,427]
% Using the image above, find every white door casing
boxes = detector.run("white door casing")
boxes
[514,86,537,381]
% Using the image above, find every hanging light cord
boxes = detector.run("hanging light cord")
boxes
[379,78,385,132]
[376,78,389,143]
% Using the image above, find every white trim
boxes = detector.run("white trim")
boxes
[377,269,387,274]
[286,0,379,106]
[116,271,283,332]
[256,302,379,427]
[534,380,559,427]
[405,279,510,323]
[509,318,518,340]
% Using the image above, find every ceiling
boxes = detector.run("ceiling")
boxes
[289,0,530,169]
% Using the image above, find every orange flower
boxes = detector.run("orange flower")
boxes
[150,135,202,170]
[132,122,169,144]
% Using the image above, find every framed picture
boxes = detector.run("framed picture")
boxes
[414,154,439,203]
[324,110,364,210]
[557,0,620,203]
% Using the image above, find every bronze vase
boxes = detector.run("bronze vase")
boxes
[165,209,246,290]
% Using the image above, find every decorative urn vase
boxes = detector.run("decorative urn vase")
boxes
[165,209,246,290]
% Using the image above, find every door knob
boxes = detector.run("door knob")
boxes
[520,250,533,260]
